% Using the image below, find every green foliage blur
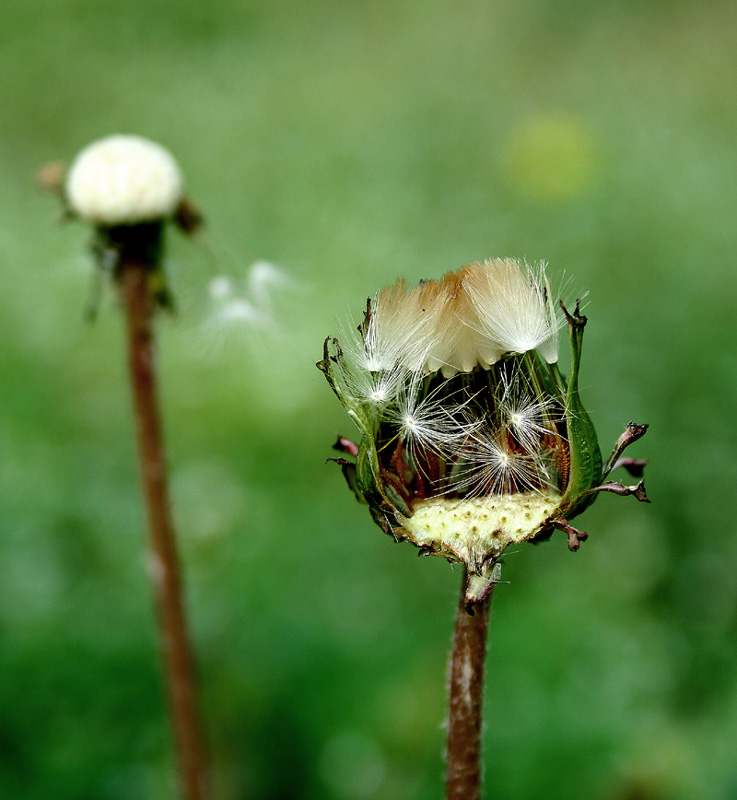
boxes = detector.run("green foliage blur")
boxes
[1,1,736,798]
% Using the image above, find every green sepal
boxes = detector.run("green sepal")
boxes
[559,301,603,517]
[355,439,380,499]
[318,336,410,529]
[343,461,363,501]
[316,337,346,404]
[355,436,412,521]
[317,339,372,501]
[317,338,375,435]
[382,481,412,519]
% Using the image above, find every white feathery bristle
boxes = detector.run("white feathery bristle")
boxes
[384,380,479,460]
[416,270,503,376]
[370,271,502,378]
[504,398,556,453]
[366,281,436,373]
[330,314,406,407]
[497,373,559,452]
[536,268,561,364]
[455,431,545,496]
[465,259,562,362]
[66,134,183,225]
[350,362,408,408]
[357,259,564,380]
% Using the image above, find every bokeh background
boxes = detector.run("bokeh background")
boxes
[2,1,736,798]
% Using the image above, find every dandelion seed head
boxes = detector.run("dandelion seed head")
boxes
[318,256,628,580]
[66,135,183,225]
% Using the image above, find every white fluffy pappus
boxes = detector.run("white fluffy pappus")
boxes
[346,361,409,410]
[367,275,495,378]
[382,379,482,463]
[464,259,563,364]
[246,260,291,309]
[363,280,437,374]
[66,134,183,225]
[329,312,410,409]
[363,260,563,379]
[453,430,547,496]
[496,370,562,453]
[413,273,502,377]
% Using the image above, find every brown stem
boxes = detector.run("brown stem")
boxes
[116,251,210,800]
[446,567,495,800]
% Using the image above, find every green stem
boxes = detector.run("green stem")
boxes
[445,567,495,800]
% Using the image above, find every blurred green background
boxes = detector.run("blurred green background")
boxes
[1,1,736,798]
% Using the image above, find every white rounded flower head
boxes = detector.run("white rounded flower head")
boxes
[66,135,183,226]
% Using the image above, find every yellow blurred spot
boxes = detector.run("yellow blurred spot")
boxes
[505,113,598,204]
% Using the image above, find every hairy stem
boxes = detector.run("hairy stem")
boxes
[446,567,495,800]
[116,253,210,800]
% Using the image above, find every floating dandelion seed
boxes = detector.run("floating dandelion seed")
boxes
[203,261,291,353]
[208,275,233,301]
[247,260,290,310]
[215,297,264,325]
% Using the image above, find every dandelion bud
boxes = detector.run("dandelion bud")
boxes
[319,259,649,603]
[66,134,183,226]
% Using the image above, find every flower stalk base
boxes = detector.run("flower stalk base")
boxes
[446,565,498,800]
